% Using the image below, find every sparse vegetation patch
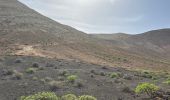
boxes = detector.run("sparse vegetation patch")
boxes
[49,81,63,91]
[20,92,97,100]
[12,70,23,80]
[26,68,36,74]
[135,83,159,98]
[67,75,78,83]
[20,92,59,100]
[163,78,170,85]
[110,72,119,78]
[61,94,77,100]
[79,95,97,100]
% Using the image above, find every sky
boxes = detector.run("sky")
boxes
[19,0,170,34]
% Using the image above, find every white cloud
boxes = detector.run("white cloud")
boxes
[19,0,145,34]
[110,0,116,3]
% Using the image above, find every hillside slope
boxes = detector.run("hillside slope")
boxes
[92,29,170,58]
[0,0,93,44]
[0,0,102,62]
[0,0,170,71]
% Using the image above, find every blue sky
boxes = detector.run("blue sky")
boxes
[19,0,170,34]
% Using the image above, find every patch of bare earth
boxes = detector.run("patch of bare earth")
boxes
[12,44,109,66]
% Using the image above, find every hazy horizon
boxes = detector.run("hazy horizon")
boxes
[19,0,170,34]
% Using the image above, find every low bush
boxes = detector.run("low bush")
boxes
[122,86,134,94]
[38,66,44,70]
[110,72,119,78]
[58,76,65,81]
[15,59,22,63]
[123,74,132,80]
[32,77,38,81]
[90,74,94,78]
[61,94,77,100]
[90,70,95,73]
[2,69,13,75]
[101,66,108,69]
[12,70,23,80]
[32,62,39,68]
[90,70,98,75]
[100,72,106,76]
[76,81,84,88]
[140,71,158,79]
[79,95,97,100]
[20,92,97,100]
[163,78,170,85]
[45,77,53,82]
[20,92,59,100]
[59,70,68,77]
[143,71,150,74]
[135,82,159,98]
[67,75,77,83]
[40,79,46,84]
[26,68,36,74]
[141,73,153,79]
[49,81,63,91]
[114,79,123,84]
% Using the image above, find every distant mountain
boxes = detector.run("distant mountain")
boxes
[91,33,131,40]
[137,29,170,46]
[92,29,170,47]
[1,0,170,71]
[93,29,170,50]
[92,29,170,64]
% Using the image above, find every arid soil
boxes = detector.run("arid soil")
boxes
[0,56,170,100]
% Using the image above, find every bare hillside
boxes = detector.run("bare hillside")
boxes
[0,0,170,71]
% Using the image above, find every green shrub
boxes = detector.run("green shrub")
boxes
[26,68,36,74]
[140,71,158,79]
[163,80,170,85]
[151,76,158,80]
[20,92,59,100]
[49,81,63,90]
[123,74,132,80]
[143,71,150,74]
[20,92,97,100]
[141,73,153,79]
[100,72,106,76]
[79,95,97,100]
[32,77,38,81]
[122,86,134,94]
[40,79,46,84]
[58,76,64,81]
[59,70,68,77]
[135,83,159,98]
[167,76,170,80]
[12,70,23,80]
[67,75,77,83]
[61,94,77,100]
[110,72,119,78]
[38,66,44,70]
